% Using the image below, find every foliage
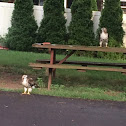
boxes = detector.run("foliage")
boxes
[68,0,95,46]
[96,52,125,60]
[98,0,124,46]
[6,0,38,51]
[0,36,6,46]
[37,78,45,88]
[91,0,97,11]
[37,0,67,44]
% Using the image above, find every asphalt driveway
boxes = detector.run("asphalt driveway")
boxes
[0,91,126,126]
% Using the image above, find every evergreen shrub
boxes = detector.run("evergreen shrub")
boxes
[99,0,124,46]
[96,0,125,60]
[37,0,67,44]
[68,0,95,46]
[91,0,97,11]
[0,36,6,46]
[6,0,38,51]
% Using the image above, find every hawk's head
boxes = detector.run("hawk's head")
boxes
[22,75,28,81]
[101,28,107,33]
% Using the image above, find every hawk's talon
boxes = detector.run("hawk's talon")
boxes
[27,92,31,95]
[22,92,27,95]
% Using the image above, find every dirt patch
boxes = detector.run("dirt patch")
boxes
[104,91,121,96]
[0,66,39,90]
[0,71,22,89]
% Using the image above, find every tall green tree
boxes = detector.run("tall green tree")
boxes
[91,0,97,11]
[99,0,124,46]
[68,0,95,46]
[37,0,67,44]
[6,0,38,51]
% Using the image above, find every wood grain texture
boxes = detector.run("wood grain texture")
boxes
[32,43,126,53]
[36,59,126,67]
[29,63,126,72]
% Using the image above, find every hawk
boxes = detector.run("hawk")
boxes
[100,28,108,47]
[22,75,38,95]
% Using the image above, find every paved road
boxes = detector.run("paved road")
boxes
[0,91,126,126]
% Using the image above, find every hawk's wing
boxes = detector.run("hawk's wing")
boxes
[28,78,35,87]
[28,78,40,88]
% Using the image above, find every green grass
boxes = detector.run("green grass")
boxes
[1,50,126,67]
[0,50,126,101]
[0,87,126,101]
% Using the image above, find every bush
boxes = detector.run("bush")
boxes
[108,37,121,47]
[98,0,124,46]
[0,36,6,47]
[6,0,38,51]
[37,0,67,44]
[91,0,98,11]
[68,0,95,46]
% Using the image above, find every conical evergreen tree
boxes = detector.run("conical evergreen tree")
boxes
[68,0,95,46]
[6,0,38,51]
[37,0,67,44]
[99,0,124,46]
[91,0,97,11]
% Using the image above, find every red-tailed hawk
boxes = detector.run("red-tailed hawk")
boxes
[100,28,108,47]
[22,75,38,95]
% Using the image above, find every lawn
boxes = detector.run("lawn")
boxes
[0,50,126,101]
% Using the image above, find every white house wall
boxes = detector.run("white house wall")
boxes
[0,2,44,36]
[0,2,13,37]
[0,2,126,47]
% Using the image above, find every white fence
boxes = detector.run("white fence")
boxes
[0,2,126,46]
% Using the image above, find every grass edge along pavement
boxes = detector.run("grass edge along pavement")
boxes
[0,50,126,101]
[0,87,126,102]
